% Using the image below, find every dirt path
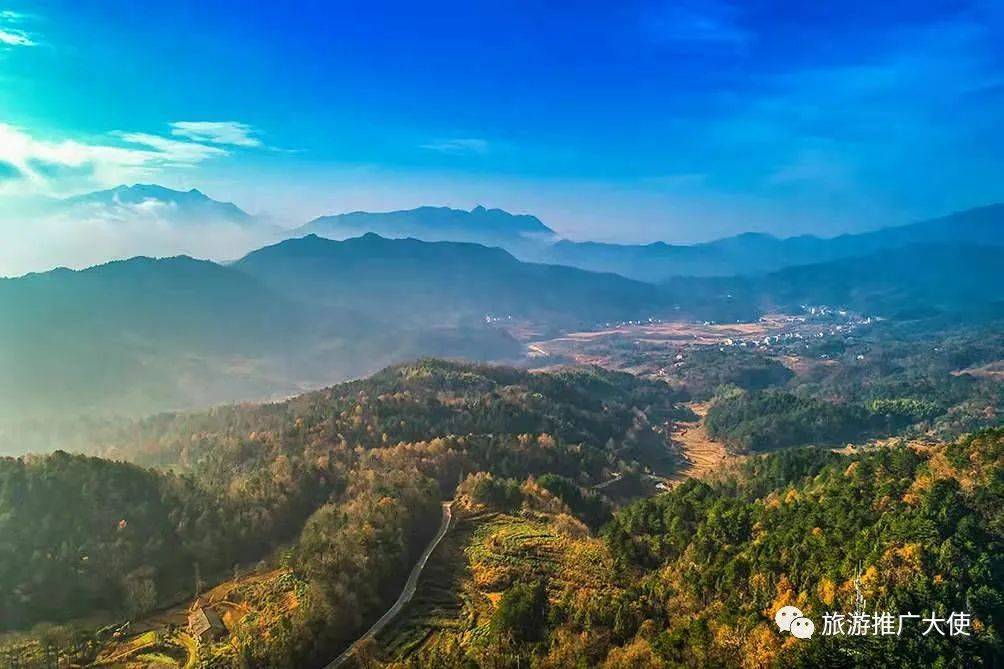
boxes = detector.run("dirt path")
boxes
[667,402,733,484]
[324,501,454,669]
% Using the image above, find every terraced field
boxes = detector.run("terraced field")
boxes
[373,511,490,660]
[373,511,621,664]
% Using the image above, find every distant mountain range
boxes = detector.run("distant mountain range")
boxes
[21,184,1004,284]
[544,204,1004,280]
[298,202,1004,281]
[665,244,1004,321]
[0,184,287,278]
[3,183,1002,421]
[0,234,669,421]
[234,233,665,327]
[3,224,1001,422]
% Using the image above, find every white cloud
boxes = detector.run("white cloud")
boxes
[0,8,35,46]
[170,121,263,147]
[114,131,228,163]
[0,123,229,196]
[0,203,280,277]
[420,138,490,155]
[0,120,280,274]
[0,28,32,45]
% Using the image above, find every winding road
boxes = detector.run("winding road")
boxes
[323,501,454,668]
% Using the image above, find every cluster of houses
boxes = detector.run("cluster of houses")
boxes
[595,316,667,329]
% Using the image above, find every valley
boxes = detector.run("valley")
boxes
[8,3,1004,665]
[2,309,1000,667]
[521,311,869,374]
[0,196,1001,669]
[666,402,732,483]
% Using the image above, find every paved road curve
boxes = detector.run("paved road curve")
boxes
[323,501,454,668]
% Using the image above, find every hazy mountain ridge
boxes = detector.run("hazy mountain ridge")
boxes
[58,184,255,226]
[664,243,1004,321]
[2,219,1001,424]
[301,204,556,240]
[17,183,1002,284]
[0,184,288,278]
[0,255,310,421]
[0,234,670,423]
[234,232,666,327]
[297,200,1004,281]
[544,204,1004,280]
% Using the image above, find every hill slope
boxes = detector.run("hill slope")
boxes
[0,360,681,667]
[0,235,675,424]
[363,430,1004,669]
[0,255,307,420]
[233,233,667,327]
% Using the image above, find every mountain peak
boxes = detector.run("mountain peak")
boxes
[60,184,253,225]
[298,204,558,248]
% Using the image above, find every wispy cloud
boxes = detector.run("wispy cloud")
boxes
[420,138,490,155]
[114,131,228,163]
[0,123,234,195]
[170,121,263,147]
[0,8,35,47]
[0,28,32,46]
[0,119,275,274]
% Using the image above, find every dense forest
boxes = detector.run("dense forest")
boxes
[704,389,881,451]
[666,322,1004,452]
[0,360,682,665]
[0,451,319,630]
[383,429,1004,668]
[2,348,1001,667]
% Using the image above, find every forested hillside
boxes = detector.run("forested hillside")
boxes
[379,429,1004,669]
[0,361,682,666]
[696,323,1003,452]
[0,452,310,630]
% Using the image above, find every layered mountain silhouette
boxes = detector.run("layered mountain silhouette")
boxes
[665,244,1004,321]
[0,234,665,421]
[299,202,1004,281]
[0,184,285,278]
[29,184,1004,283]
[545,204,1004,280]
[298,205,558,256]
[3,226,1001,422]
[4,184,1002,421]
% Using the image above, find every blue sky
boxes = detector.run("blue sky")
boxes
[1,0,1003,242]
